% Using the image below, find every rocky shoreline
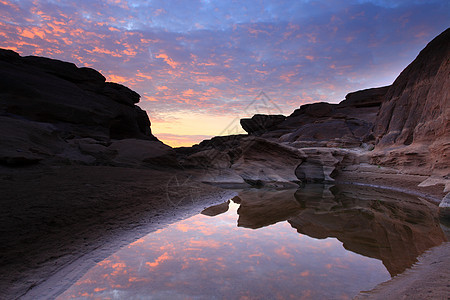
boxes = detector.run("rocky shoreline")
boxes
[0,29,448,299]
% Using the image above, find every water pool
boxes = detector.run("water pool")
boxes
[58,184,446,299]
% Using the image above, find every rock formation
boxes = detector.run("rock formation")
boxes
[183,28,449,190]
[0,49,176,167]
[371,28,450,177]
[1,29,448,188]
[240,114,286,136]
[259,86,389,148]
[179,135,306,187]
[176,85,386,187]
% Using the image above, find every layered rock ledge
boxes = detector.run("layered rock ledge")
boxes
[0,49,177,168]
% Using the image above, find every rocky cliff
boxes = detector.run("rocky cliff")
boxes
[372,28,450,177]
[0,49,176,167]
[177,28,449,196]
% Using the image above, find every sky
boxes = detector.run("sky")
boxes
[0,0,448,147]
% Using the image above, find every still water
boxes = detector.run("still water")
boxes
[58,184,446,299]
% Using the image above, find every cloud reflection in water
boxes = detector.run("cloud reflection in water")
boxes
[60,186,423,299]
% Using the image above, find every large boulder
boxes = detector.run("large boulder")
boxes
[371,28,450,176]
[240,114,286,135]
[178,135,366,185]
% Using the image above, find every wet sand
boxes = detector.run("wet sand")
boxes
[0,165,448,299]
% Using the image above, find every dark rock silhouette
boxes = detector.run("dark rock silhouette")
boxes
[240,114,286,136]
[0,49,176,167]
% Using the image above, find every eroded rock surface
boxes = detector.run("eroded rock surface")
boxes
[260,86,389,148]
[178,136,306,187]
[240,114,286,136]
[0,49,175,167]
[372,28,450,176]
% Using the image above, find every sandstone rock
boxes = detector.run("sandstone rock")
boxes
[178,136,306,187]
[294,148,360,183]
[339,86,390,108]
[180,149,232,169]
[0,49,156,142]
[0,117,62,166]
[258,87,388,146]
[240,114,286,135]
[101,82,140,106]
[372,28,450,176]
[181,134,365,185]
[231,137,305,187]
[21,55,106,87]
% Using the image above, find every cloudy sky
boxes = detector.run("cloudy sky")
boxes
[1,0,448,146]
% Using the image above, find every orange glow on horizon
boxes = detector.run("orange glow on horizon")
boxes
[151,112,246,147]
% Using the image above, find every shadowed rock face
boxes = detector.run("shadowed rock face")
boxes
[240,114,286,136]
[372,28,450,176]
[289,184,446,276]
[0,49,176,167]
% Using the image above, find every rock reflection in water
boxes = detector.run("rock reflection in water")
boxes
[58,185,445,299]
[289,184,446,276]
[200,200,230,217]
[235,189,304,228]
